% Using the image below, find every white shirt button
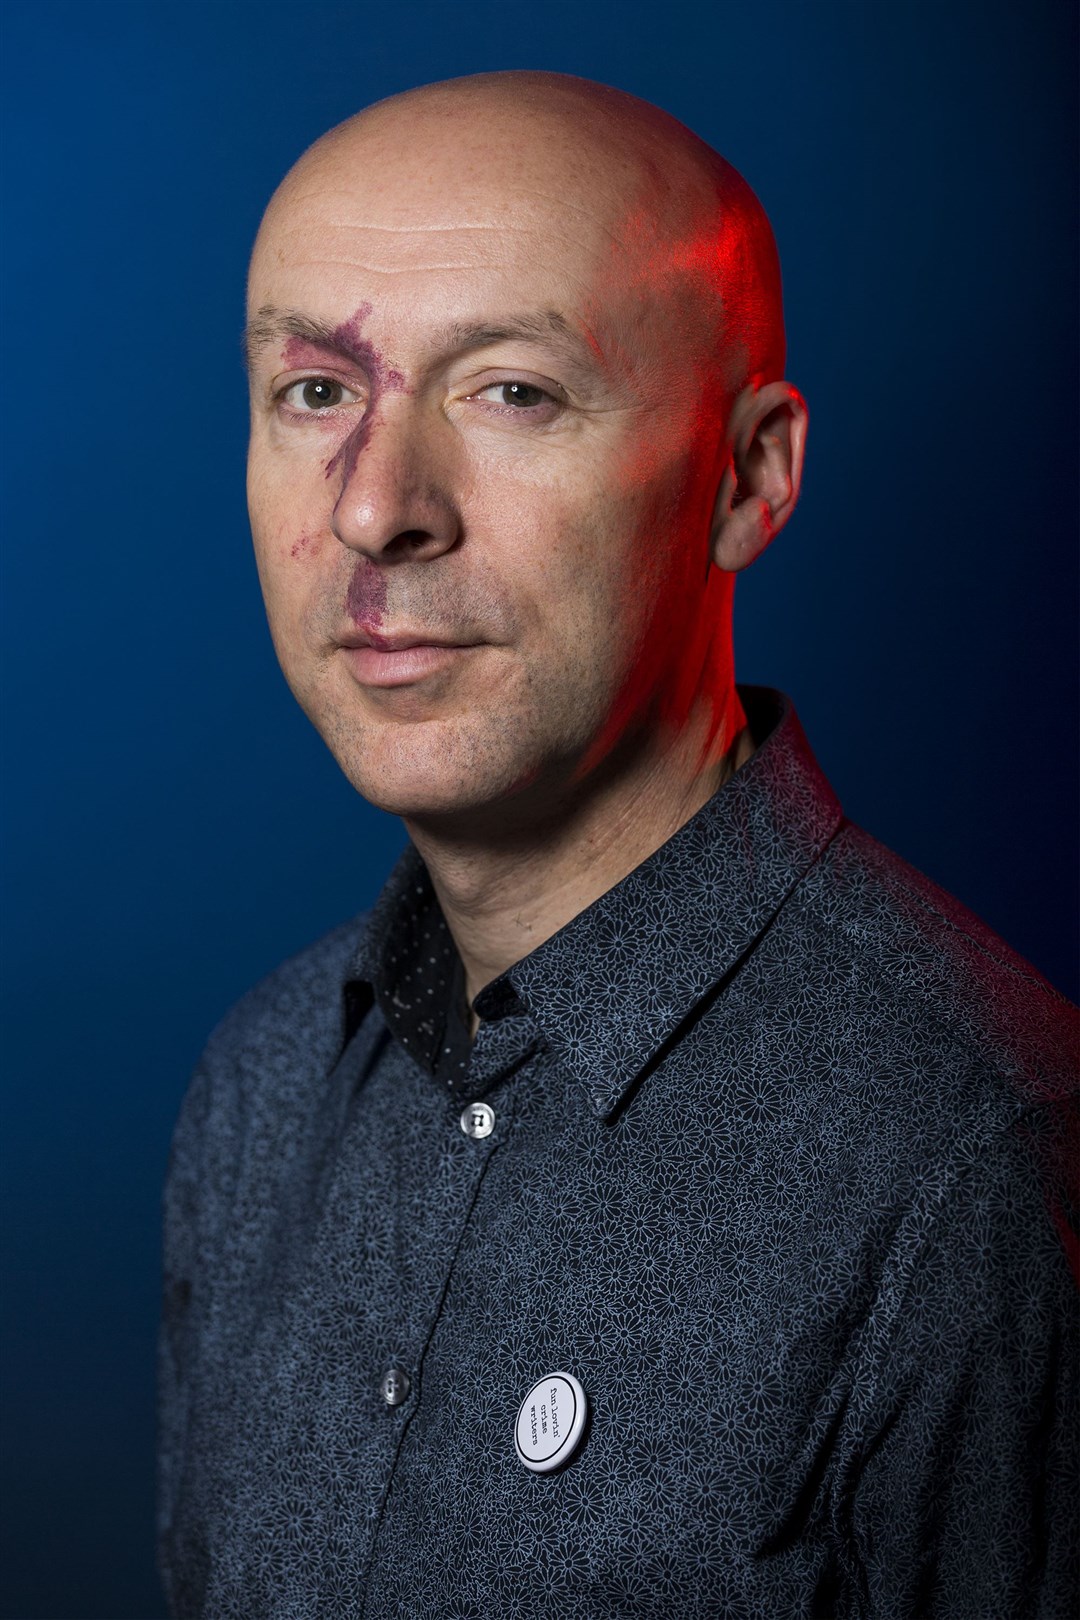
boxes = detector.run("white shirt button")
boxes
[459,1100,495,1139]
[380,1365,410,1407]
[514,1371,588,1472]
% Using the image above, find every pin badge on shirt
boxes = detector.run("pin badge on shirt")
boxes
[514,1372,587,1473]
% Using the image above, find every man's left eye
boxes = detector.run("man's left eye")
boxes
[281,378,359,411]
[473,382,553,409]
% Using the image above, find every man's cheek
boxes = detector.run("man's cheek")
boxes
[252,520,315,633]
[288,530,327,562]
[250,467,329,566]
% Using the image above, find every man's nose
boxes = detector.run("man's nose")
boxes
[328,402,462,563]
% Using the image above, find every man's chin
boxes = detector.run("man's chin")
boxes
[328,739,529,826]
[306,686,586,832]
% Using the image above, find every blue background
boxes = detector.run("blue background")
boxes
[1,0,1075,1613]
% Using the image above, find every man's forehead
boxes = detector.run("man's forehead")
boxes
[249,86,691,311]
[246,178,646,373]
[245,79,780,394]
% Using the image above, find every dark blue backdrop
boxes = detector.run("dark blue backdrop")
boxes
[2,1,1075,1613]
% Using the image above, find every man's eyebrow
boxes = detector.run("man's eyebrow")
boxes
[440,311,574,351]
[437,311,602,382]
[242,308,344,371]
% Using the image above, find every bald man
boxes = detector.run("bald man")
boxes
[158,73,1077,1619]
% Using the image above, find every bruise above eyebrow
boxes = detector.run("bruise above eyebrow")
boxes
[242,307,345,372]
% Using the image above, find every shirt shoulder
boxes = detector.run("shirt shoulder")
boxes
[208,912,368,1057]
[796,819,1077,1114]
[175,913,372,1159]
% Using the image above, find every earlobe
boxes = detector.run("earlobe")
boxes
[709,382,808,573]
[710,491,776,573]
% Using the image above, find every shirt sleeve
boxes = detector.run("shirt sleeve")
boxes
[836,1100,1079,1619]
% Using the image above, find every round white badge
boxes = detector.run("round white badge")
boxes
[514,1371,587,1473]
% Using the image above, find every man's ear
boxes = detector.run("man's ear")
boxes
[710,382,808,572]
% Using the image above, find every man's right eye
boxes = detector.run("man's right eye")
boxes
[280,378,360,411]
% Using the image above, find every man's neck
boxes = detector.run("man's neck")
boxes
[406,687,756,1013]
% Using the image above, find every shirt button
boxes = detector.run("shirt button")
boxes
[380,1365,411,1407]
[459,1100,495,1139]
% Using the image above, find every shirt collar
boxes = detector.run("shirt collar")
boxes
[345,838,452,1070]
[343,686,843,1118]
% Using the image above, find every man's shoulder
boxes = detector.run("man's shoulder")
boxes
[800,819,1077,1107]
[199,911,372,1078]
[169,913,376,1177]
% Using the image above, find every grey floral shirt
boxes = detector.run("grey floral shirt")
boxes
[158,685,1078,1618]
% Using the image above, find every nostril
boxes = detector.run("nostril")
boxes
[387,528,457,559]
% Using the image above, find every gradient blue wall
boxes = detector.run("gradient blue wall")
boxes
[2,1,1075,1613]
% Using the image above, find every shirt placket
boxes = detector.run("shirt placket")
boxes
[358,1012,538,1607]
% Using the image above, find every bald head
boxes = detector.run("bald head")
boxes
[252,71,785,397]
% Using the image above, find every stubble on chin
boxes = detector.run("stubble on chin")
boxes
[309,654,602,826]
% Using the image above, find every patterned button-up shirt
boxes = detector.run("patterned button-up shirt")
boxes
[158,685,1078,1618]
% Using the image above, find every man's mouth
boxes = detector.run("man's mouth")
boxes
[337,627,480,687]
[338,627,467,653]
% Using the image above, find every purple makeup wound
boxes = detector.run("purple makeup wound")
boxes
[280,303,407,487]
[346,563,388,627]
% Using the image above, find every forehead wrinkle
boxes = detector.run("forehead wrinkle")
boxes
[309,204,625,254]
[254,240,611,279]
[264,185,628,251]
[266,220,597,250]
[308,219,555,236]
[301,221,546,236]
[256,259,537,280]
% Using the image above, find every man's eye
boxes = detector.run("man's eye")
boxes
[474,382,554,409]
[281,377,359,411]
